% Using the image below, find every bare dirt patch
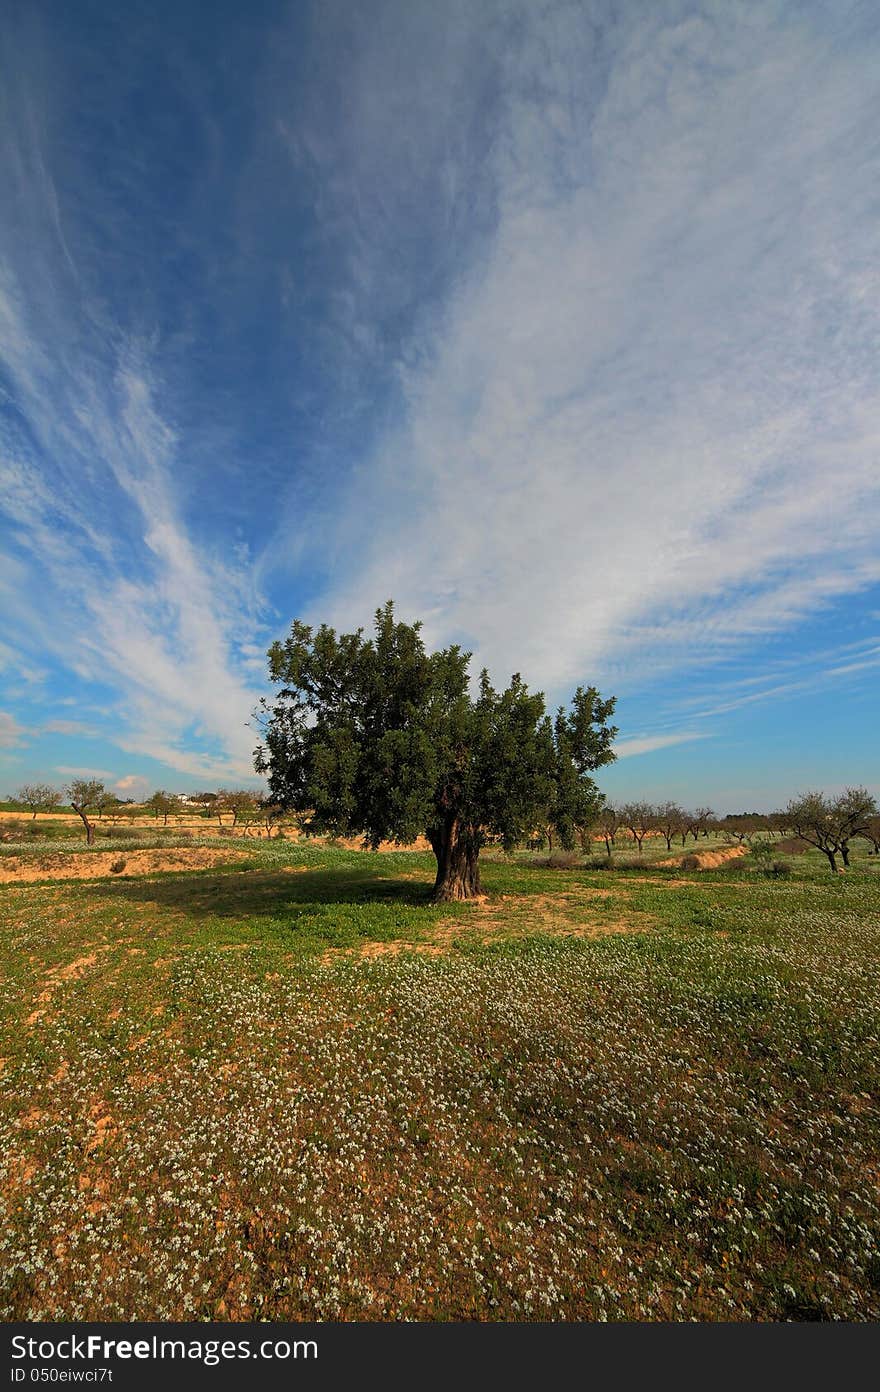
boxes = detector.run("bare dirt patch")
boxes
[321,889,651,963]
[0,848,252,884]
[321,941,446,964]
[27,948,112,1024]
[85,1104,118,1155]
[53,952,101,982]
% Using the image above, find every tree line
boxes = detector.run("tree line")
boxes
[8,782,276,846]
[8,778,878,876]
[543,791,878,873]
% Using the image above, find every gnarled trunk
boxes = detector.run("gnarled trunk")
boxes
[428,817,482,901]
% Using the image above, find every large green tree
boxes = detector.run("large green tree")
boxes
[255,603,617,901]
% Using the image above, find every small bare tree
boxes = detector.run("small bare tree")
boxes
[146,790,181,825]
[95,791,121,821]
[620,801,655,860]
[15,784,62,821]
[599,805,621,858]
[786,788,877,873]
[222,789,258,828]
[655,801,685,851]
[66,779,105,846]
[861,815,880,856]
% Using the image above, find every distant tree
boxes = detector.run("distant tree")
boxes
[655,801,685,851]
[693,806,715,840]
[145,790,181,825]
[599,805,621,858]
[95,791,122,821]
[861,815,880,856]
[15,784,62,821]
[723,814,763,845]
[66,779,105,845]
[577,815,600,856]
[255,603,617,901]
[785,788,878,873]
[217,789,258,828]
[259,798,285,838]
[620,801,655,859]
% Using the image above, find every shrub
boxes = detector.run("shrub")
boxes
[680,854,701,870]
[109,858,127,874]
[544,851,582,869]
[749,839,775,867]
[767,860,792,879]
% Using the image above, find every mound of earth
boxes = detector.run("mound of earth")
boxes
[658,845,747,870]
[0,848,251,884]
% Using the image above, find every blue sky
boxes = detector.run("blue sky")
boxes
[1,0,878,812]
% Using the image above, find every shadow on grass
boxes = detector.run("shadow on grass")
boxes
[91,864,439,921]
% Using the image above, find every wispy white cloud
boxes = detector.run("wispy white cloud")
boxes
[114,773,150,799]
[614,731,710,760]
[0,712,28,748]
[0,381,267,778]
[0,13,270,785]
[43,719,101,737]
[670,635,880,720]
[275,2,880,698]
[0,277,267,781]
[2,1,878,797]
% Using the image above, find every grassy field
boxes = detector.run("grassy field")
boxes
[1,835,878,1321]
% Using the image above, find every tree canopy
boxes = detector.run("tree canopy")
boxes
[785,787,877,872]
[255,602,617,900]
[15,784,62,820]
[66,779,105,845]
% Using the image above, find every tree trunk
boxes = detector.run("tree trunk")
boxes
[429,818,482,901]
[74,808,94,845]
[822,847,838,873]
[840,842,850,868]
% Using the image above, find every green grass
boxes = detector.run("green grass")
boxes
[1,837,878,1321]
